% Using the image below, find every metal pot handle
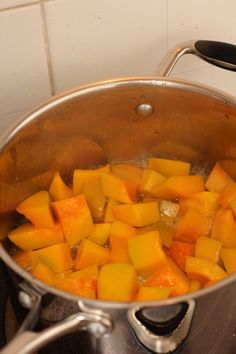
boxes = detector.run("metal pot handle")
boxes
[0,283,112,354]
[157,40,236,77]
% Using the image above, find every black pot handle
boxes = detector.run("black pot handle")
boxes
[157,40,236,77]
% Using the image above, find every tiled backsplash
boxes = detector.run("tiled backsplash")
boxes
[0,0,236,131]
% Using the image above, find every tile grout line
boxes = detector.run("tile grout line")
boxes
[39,0,56,96]
[0,1,39,12]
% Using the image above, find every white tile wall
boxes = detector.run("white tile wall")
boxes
[0,0,236,133]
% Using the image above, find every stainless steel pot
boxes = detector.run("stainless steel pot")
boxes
[1,40,236,354]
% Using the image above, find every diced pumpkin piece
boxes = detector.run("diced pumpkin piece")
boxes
[104,199,120,223]
[54,277,96,298]
[87,223,110,245]
[83,177,106,220]
[175,209,210,243]
[145,257,189,296]
[148,158,190,177]
[110,229,135,263]
[30,243,73,274]
[229,197,236,218]
[205,162,233,192]
[188,280,202,292]
[218,181,236,208]
[73,165,110,195]
[111,164,143,187]
[101,173,136,203]
[67,265,99,280]
[16,190,55,229]
[12,250,31,270]
[128,231,167,277]
[166,241,195,271]
[185,256,227,284]
[151,176,205,200]
[211,209,236,247]
[32,262,55,286]
[139,169,166,194]
[49,172,73,201]
[52,195,94,246]
[220,248,236,274]
[75,239,110,269]
[110,221,137,238]
[195,237,222,263]
[179,191,219,217]
[137,222,174,248]
[160,200,179,220]
[112,202,160,227]
[204,279,220,288]
[8,222,64,251]
[136,286,170,301]
[97,263,138,301]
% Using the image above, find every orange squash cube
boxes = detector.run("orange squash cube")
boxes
[112,202,160,227]
[110,230,135,263]
[73,165,110,195]
[87,223,110,245]
[211,209,236,248]
[218,181,236,208]
[185,256,227,284]
[229,197,236,218]
[110,221,137,238]
[188,279,202,292]
[12,250,31,270]
[179,191,219,218]
[139,169,166,195]
[67,265,99,280]
[195,237,222,263]
[151,175,205,200]
[104,199,121,223]
[136,286,170,301]
[137,222,174,248]
[101,173,137,203]
[52,195,94,246]
[49,172,73,201]
[30,243,73,274]
[145,257,189,296]
[220,248,236,274]
[8,222,64,251]
[75,239,110,269]
[54,277,96,298]
[148,158,190,177]
[83,177,106,220]
[16,190,55,229]
[166,241,195,271]
[205,162,233,192]
[110,164,143,187]
[175,209,210,243]
[97,263,138,301]
[128,231,167,277]
[32,262,55,286]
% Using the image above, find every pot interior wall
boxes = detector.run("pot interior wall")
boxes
[1,79,236,235]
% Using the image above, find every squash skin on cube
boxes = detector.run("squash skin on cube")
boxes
[128,231,167,277]
[211,209,236,248]
[205,162,233,192]
[145,257,189,296]
[110,164,143,187]
[73,165,110,195]
[52,195,94,246]
[8,222,64,251]
[112,202,160,227]
[16,190,55,229]
[148,158,190,177]
[139,169,166,195]
[220,248,236,274]
[101,173,137,203]
[83,177,107,220]
[185,256,227,284]
[30,243,73,274]
[136,286,170,301]
[75,239,110,269]
[87,223,110,245]
[97,263,138,301]
[195,237,222,263]
[175,209,210,243]
[166,241,195,271]
[49,172,73,201]
[151,176,205,200]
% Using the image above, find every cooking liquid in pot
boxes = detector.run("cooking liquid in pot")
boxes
[7,157,235,302]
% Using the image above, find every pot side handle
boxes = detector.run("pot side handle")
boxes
[157,40,236,77]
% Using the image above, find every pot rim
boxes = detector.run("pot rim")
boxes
[1,75,236,308]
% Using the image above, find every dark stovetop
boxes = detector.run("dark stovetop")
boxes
[1,258,236,354]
